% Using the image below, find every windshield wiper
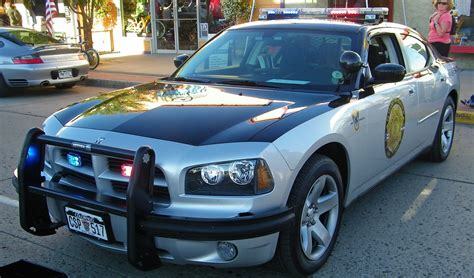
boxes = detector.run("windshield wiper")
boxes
[217,80,278,88]
[166,76,210,83]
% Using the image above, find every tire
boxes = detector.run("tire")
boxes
[274,154,344,276]
[55,82,77,89]
[429,97,456,162]
[0,74,12,97]
[85,49,100,70]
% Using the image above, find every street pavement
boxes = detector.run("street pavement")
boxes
[0,85,473,277]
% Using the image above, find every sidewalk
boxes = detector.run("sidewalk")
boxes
[85,53,177,88]
[85,53,474,124]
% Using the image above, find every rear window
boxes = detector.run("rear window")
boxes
[0,30,59,46]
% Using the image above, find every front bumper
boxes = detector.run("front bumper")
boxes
[16,128,295,270]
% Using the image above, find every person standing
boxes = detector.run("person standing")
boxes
[428,0,454,57]
[5,2,22,26]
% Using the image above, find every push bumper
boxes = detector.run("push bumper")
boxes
[15,128,295,270]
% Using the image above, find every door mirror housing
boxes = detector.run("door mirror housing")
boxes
[340,51,363,73]
[0,41,4,48]
[174,54,190,68]
[371,63,406,84]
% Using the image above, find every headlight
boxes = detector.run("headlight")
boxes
[186,159,274,196]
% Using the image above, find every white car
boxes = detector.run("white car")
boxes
[13,8,459,276]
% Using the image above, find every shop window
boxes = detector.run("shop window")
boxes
[123,0,152,37]
[200,0,228,35]
[451,0,474,52]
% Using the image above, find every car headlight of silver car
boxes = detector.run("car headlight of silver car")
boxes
[185,159,274,196]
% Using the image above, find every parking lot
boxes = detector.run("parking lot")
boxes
[0,85,473,277]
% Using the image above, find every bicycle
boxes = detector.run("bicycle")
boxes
[78,40,100,70]
[60,36,100,70]
[127,15,152,36]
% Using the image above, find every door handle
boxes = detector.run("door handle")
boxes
[409,88,415,95]
[440,77,446,82]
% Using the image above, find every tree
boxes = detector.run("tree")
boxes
[221,0,251,25]
[63,0,107,48]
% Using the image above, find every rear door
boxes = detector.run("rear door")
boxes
[396,33,441,144]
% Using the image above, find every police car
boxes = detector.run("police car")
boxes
[13,7,460,276]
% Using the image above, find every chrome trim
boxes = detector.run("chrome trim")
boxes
[418,110,439,124]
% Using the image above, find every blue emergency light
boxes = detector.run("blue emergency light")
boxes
[67,152,82,167]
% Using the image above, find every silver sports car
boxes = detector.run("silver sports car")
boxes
[13,8,460,277]
[0,27,89,96]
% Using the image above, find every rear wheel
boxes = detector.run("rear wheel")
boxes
[274,154,344,276]
[55,82,77,89]
[85,49,100,70]
[429,97,455,162]
[0,74,12,97]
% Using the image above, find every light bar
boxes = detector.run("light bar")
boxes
[259,7,388,23]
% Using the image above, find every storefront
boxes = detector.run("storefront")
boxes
[147,0,227,53]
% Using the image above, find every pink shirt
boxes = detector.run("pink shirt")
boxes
[428,12,452,44]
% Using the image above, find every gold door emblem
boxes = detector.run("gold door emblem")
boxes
[385,98,405,158]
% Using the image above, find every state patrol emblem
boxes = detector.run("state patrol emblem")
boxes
[385,98,405,158]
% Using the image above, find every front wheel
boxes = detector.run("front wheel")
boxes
[85,49,100,70]
[429,96,456,162]
[275,154,344,276]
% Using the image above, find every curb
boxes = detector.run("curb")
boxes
[83,78,141,89]
[456,110,474,125]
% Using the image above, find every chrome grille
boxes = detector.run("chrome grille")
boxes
[47,147,170,206]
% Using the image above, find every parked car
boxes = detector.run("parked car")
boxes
[0,27,89,97]
[13,8,459,277]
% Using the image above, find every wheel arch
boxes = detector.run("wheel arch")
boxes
[448,89,458,110]
[292,142,350,206]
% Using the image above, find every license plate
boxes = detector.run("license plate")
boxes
[58,69,73,79]
[65,206,109,241]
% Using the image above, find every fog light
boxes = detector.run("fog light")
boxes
[217,242,238,261]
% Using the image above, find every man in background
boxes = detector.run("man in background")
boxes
[5,2,22,26]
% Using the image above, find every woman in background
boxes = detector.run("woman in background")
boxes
[428,0,454,57]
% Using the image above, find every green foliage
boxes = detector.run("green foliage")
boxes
[221,0,251,24]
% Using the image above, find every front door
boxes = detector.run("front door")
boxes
[153,0,198,52]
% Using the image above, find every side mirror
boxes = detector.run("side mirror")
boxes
[340,51,363,73]
[0,41,4,48]
[372,63,406,83]
[174,54,190,68]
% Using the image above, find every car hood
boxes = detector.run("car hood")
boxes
[53,81,346,145]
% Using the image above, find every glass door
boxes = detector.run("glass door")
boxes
[154,0,176,51]
[176,0,198,51]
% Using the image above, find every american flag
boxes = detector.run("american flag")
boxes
[45,0,58,34]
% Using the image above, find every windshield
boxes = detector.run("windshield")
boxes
[174,28,358,92]
[0,30,60,46]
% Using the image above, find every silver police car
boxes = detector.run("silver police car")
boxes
[13,8,460,277]
[0,27,89,97]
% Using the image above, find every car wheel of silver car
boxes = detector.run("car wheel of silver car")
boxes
[55,82,77,89]
[0,74,11,97]
[430,97,455,162]
[275,154,343,276]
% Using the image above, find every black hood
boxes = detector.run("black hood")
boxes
[54,81,347,145]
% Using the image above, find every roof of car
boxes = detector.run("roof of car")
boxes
[229,19,414,35]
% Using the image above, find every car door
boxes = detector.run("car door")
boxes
[353,31,419,191]
[397,33,441,145]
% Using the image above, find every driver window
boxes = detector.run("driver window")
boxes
[367,35,401,74]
